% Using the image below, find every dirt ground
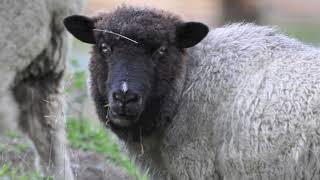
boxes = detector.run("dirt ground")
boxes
[0,135,131,180]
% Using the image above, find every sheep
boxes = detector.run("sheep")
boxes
[0,0,83,179]
[64,6,320,180]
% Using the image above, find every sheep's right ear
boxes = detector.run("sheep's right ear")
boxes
[63,15,96,44]
[175,22,209,48]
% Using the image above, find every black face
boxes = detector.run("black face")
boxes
[63,8,209,129]
[95,31,184,127]
[97,39,162,127]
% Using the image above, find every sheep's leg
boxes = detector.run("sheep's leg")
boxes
[0,70,19,133]
[13,72,73,180]
[0,93,19,134]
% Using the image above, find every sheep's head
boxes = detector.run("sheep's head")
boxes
[64,7,208,130]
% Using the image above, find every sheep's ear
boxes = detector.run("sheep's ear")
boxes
[175,22,209,48]
[63,15,96,44]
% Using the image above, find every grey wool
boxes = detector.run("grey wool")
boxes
[127,24,320,179]
[65,6,320,180]
[176,23,319,178]
[0,0,83,179]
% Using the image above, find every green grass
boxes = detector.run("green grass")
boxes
[0,132,50,180]
[64,59,87,94]
[0,165,52,180]
[0,118,148,180]
[66,118,148,180]
[4,131,20,139]
[0,164,10,176]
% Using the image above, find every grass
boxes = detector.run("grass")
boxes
[66,117,148,180]
[0,166,51,180]
[0,132,52,180]
[0,118,148,180]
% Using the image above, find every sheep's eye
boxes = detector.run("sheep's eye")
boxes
[101,43,111,55]
[158,46,167,55]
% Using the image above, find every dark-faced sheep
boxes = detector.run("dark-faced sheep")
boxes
[0,0,83,179]
[64,6,320,180]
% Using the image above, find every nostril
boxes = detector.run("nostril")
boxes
[112,91,140,104]
[126,93,139,103]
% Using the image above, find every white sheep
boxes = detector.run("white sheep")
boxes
[0,0,83,179]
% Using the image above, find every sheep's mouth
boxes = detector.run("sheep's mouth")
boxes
[108,111,139,127]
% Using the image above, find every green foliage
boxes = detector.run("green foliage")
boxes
[0,131,31,154]
[64,59,87,93]
[0,163,53,180]
[5,131,20,139]
[14,143,29,154]
[0,164,10,177]
[66,118,148,180]
[0,143,5,152]
[0,131,48,180]
[280,24,320,45]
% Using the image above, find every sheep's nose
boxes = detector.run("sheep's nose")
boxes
[112,90,140,105]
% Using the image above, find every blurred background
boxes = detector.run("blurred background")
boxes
[73,0,320,66]
[69,0,320,122]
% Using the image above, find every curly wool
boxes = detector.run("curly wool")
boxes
[126,23,320,179]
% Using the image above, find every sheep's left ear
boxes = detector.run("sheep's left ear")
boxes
[175,22,209,48]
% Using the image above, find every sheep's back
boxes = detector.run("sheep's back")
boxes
[163,23,320,179]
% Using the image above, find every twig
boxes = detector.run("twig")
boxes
[42,99,50,103]
[105,109,111,128]
[139,127,144,156]
[93,29,138,44]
